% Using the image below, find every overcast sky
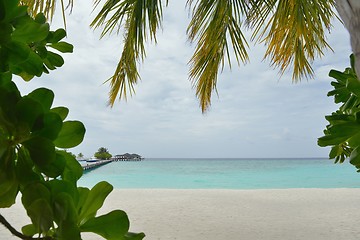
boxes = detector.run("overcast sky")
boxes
[15,1,352,158]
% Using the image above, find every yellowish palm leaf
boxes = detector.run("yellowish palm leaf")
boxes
[20,0,73,28]
[91,0,166,106]
[247,0,336,80]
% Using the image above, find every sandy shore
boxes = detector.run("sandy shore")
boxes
[1,189,360,239]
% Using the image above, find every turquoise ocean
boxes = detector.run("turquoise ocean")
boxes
[78,158,360,189]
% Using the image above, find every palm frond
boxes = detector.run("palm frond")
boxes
[187,0,250,112]
[20,0,74,28]
[247,0,336,80]
[92,0,165,106]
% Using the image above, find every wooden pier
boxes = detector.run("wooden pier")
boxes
[82,160,112,171]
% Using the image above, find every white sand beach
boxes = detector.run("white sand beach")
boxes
[1,189,360,240]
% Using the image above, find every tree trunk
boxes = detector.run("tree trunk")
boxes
[335,0,360,76]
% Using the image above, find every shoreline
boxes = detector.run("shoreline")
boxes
[2,188,360,239]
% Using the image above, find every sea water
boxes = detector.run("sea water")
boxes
[77,158,360,189]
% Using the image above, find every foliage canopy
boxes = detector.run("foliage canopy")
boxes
[0,1,144,239]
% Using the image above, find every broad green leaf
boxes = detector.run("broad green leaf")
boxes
[329,145,340,159]
[47,179,78,203]
[348,132,360,148]
[0,148,18,208]
[21,182,51,209]
[47,28,66,43]
[59,151,83,183]
[5,40,30,63]
[0,174,18,208]
[23,137,57,175]
[32,112,63,140]
[76,187,90,213]
[40,152,66,178]
[0,22,12,43]
[80,210,129,240]
[318,135,349,147]
[16,146,40,185]
[26,198,53,233]
[49,42,73,53]
[55,220,81,240]
[46,51,64,67]
[51,106,69,121]
[346,77,360,97]
[327,122,360,139]
[21,224,37,237]
[17,51,45,77]
[54,121,86,148]
[2,1,27,22]
[35,13,46,24]
[15,97,43,130]
[329,70,349,82]
[78,181,113,224]
[53,192,78,223]
[0,81,20,124]
[12,19,49,43]
[350,146,360,168]
[27,88,54,111]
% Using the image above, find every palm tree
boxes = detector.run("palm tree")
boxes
[20,0,359,112]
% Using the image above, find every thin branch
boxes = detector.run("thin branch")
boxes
[0,214,53,240]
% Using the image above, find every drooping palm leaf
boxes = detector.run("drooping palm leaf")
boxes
[91,0,166,105]
[20,0,73,28]
[247,0,336,80]
[187,0,250,112]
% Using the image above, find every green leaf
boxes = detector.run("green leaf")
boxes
[329,70,349,82]
[23,137,57,176]
[15,51,44,78]
[41,152,66,178]
[53,192,78,223]
[329,145,340,159]
[27,88,54,111]
[21,182,51,209]
[32,112,63,140]
[348,132,360,148]
[350,146,360,168]
[51,107,69,121]
[55,220,81,240]
[54,121,86,148]
[48,28,67,43]
[80,210,130,240]
[16,146,41,185]
[15,97,43,130]
[5,40,30,63]
[346,77,360,97]
[125,232,146,240]
[318,135,349,147]
[78,181,113,225]
[59,151,83,183]
[35,13,46,24]
[47,179,78,204]
[0,148,18,208]
[26,198,54,233]
[46,51,64,67]
[21,224,37,237]
[12,19,49,43]
[76,187,90,213]
[49,42,73,53]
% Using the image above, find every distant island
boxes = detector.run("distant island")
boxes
[112,153,144,161]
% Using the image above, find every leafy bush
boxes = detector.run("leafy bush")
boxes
[318,54,360,172]
[0,1,144,239]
